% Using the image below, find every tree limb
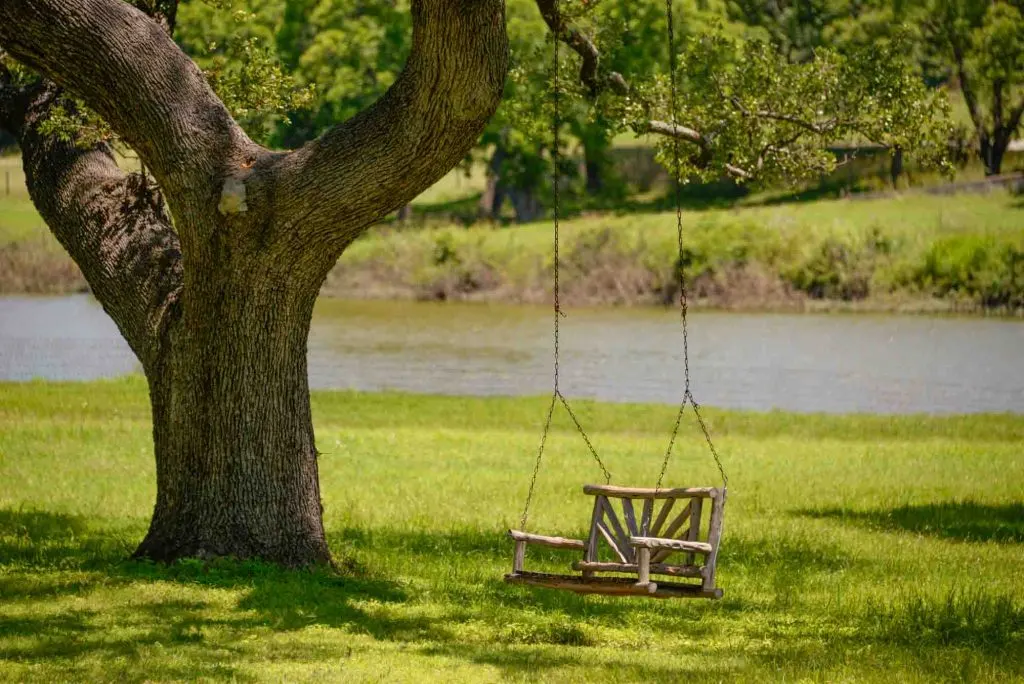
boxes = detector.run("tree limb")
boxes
[14,87,182,369]
[0,0,251,232]
[256,0,509,251]
[1007,95,1024,140]
[951,41,983,140]
[646,120,706,145]
[534,0,629,96]
[534,0,755,179]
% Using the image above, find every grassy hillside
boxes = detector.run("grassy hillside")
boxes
[3,153,1022,313]
[329,192,1024,312]
[1,379,1022,681]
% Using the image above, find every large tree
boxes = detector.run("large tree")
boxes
[0,0,949,567]
[0,0,508,565]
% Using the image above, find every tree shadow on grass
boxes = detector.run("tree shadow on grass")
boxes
[10,508,1011,680]
[416,641,750,680]
[0,508,136,570]
[1,509,858,628]
[797,501,1024,543]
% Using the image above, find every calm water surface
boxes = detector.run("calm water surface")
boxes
[1,295,1021,414]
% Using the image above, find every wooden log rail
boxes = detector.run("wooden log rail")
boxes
[508,529,585,574]
[629,537,713,554]
[583,485,720,499]
[573,560,704,578]
[507,530,585,550]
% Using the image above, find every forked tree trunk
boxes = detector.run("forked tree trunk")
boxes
[1,0,508,567]
[136,280,330,565]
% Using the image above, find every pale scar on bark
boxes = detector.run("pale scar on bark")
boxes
[218,176,248,214]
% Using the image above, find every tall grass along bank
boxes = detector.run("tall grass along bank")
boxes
[326,192,1024,314]
[1,378,1022,681]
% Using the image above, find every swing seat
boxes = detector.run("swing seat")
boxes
[506,485,726,599]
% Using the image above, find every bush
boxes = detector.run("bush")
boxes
[914,236,1024,310]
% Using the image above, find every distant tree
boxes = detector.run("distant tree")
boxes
[923,0,1024,175]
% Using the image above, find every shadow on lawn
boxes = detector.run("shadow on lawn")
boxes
[798,501,1024,543]
[3,508,1018,680]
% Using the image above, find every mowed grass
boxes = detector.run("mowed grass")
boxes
[1,379,1022,682]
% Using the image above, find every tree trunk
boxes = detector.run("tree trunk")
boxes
[1,0,508,568]
[478,140,509,220]
[509,186,542,222]
[889,145,904,188]
[478,139,543,223]
[585,154,605,195]
[579,121,624,201]
[397,203,413,224]
[136,279,330,566]
[980,131,1009,176]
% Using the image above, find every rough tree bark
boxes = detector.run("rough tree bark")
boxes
[0,0,508,565]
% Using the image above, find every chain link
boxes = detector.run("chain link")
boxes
[558,391,612,484]
[519,391,557,529]
[690,393,729,487]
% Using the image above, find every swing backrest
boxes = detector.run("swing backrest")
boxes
[582,485,725,571]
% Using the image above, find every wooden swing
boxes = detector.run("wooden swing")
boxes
[507,485,726,599]
[504,0,728,600]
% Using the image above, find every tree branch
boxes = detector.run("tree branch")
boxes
[534,0,629,96]
[534,0,756,179]
[1007,95,1024,139]
[15,87,182,369]
[255,0,509,251]
[646,120,705,145]
[0,0,250,226]
[951,41,983,139]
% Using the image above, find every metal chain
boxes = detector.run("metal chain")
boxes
[558,391,612,484]
[690,393,729,487]
[519,19,612,530]
[519,391,557,529]
[656,0,727,491]
[522,0,730,526]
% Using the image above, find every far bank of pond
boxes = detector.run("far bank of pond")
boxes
[3,193,1022,315]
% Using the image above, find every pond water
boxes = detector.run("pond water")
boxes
[1,295,1021,414]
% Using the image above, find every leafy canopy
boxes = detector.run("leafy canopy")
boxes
[7,0,956,185]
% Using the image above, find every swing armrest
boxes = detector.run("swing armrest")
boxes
[508,530,586,551]
[629,537,713,554]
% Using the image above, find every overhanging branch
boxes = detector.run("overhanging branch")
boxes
[0,0,248,226]
[534,0,629,96]
[1,2,185,368]
[261,0,509,249]
[535,0,754,179]
[16,87,182,369]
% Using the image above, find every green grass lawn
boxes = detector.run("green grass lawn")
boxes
[0,155,40,247]
[1,378,1022,681]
